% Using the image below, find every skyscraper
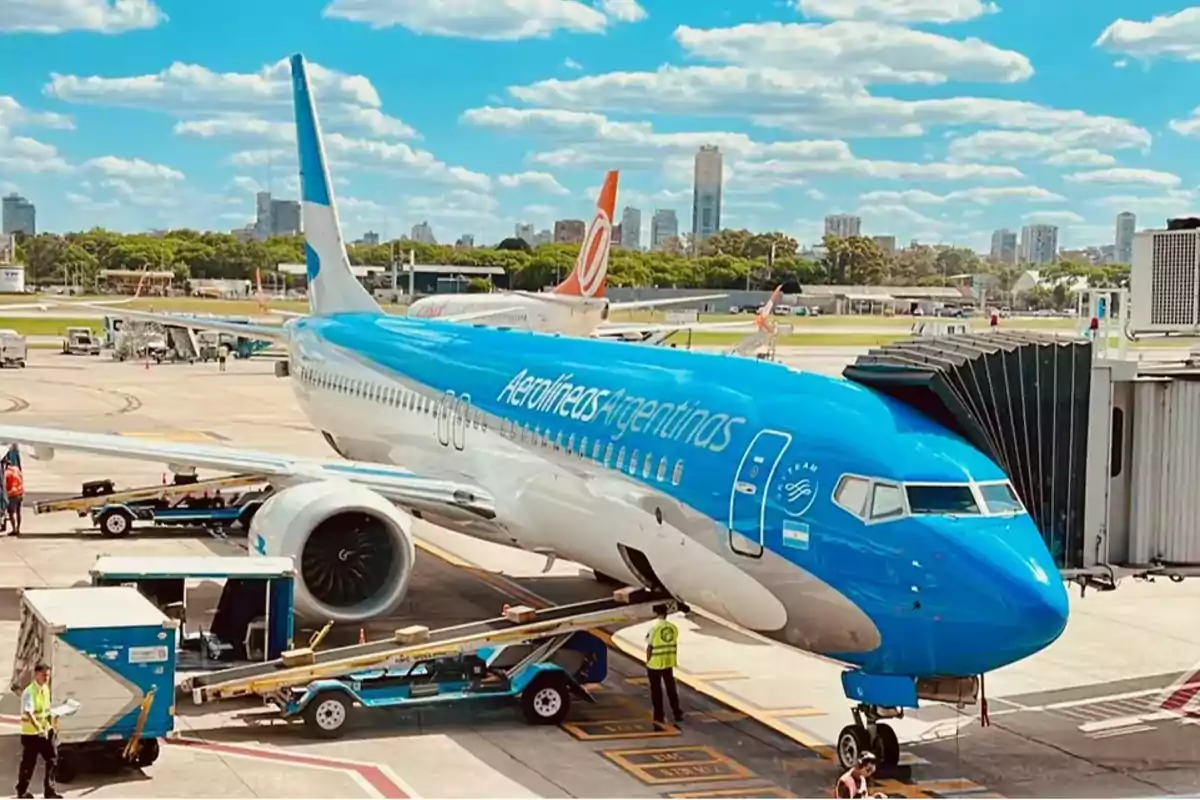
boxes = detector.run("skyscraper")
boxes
[515,223,535,243]
[1115,212,1136,264]
[620,206,642,251]
[553,219,586,243]
[1019,224,1058,265]
[650,209,679,250]
[411,221,436,244]
[692,146,723,248]
[271,199,301,236]
[990,229,1018,265]
[2,193,36,236]
[824,214,861,237]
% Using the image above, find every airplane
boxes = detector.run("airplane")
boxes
[0,53,1069,770]
[405,170,736,339]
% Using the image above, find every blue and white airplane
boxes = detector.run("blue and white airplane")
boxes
[0,54,1068,768]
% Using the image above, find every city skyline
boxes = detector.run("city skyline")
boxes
[2,1,1199,251]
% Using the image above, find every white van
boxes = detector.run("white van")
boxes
[0,329,27,368]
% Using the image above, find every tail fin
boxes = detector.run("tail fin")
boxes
[554,170,618,299]
[756,286,783,334]
[290,53,382,317]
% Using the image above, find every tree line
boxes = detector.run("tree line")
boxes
[9,228,1130,307]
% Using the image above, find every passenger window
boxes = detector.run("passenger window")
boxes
[657,457,668,482]
[616,448,626,469]
[629,450,639,474]
[906,484,980,515]
[671,460,684,485]
[567,434,576,454]
[592,441,602,461]
[604,444,613,467]
[555,432,563,451]
[642,454,652,479]
[979,482,1024,515]
[870,483,906,520]
[834,476,871,518]
[580,437,589,457]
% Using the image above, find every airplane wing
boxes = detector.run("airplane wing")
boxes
[593,320,763,338]
[439,306,528,324]
[0,424,495,521]
[0,298,134,313]
[607,293,729,312]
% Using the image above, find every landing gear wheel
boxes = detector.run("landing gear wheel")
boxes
[135,737,160,768]
[836,725,872,770]
[304,692,352,739]
[98,507,134,538]
[873,723,900,768]
[521,673,572,725]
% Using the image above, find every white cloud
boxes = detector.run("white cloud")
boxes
[563,57,583,70]
[506,66,1149,145]
[0,0,165,33]
[404,189,500,222]
[674,22,1031,84]
[1065,168,1180,188]
[322,0,613,40]
[1095,8,1200,61]
[946,130,1138,165]
[1167,105,1200,138]
[859,185,1063,205]
[497,171,569,194]
[795,0,998,23]
[0,136,71,173]
[522,203,557,218]
[599,0,646,23]
[65,191,119,211]
[83,155,184,181]
[1022,210,1085,224]
[1044,149,1117,167]
[1088,189,1200,219]
[856,203,960,239]
[0,96,74,133]
[462,105,1015,183]
[806,188,826,200]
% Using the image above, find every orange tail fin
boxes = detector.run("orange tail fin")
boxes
[756,285,783,333]
[555,170,618,299]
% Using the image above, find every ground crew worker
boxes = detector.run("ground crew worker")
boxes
[4,461,23,536]
[16,662,60,799]
[217,342,228,372]
[834,752,886,799]
[645,604,683,726]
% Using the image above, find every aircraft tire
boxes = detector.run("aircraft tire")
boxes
[873,723,900,768]
[836,724,872,770]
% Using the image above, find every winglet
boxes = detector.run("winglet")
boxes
[554,170,617,299]
[290,53,381,317]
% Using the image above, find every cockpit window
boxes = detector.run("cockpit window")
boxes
[979,482,1024,514]
[870,483,906,520]
[833,475,871,517]
[905,484,981,515]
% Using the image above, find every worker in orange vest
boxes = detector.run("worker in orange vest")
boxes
[4,461,24,536]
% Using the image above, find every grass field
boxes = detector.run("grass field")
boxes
[0,317,98,336]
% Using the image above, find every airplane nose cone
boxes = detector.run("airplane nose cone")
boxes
[983,529,1070,665]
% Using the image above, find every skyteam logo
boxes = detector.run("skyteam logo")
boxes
[776,461,819,518]
[497,368,745,454]
[575,209,611,298]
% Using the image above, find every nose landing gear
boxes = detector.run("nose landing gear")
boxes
[836,704,902,770]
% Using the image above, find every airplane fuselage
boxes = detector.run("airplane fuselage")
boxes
[406,292,609,338]
[285,312,1070,681]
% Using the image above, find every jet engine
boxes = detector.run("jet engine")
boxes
[247,480,415,623]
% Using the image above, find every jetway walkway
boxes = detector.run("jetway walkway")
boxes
[182,587,672,704]
[844,331,1094,572]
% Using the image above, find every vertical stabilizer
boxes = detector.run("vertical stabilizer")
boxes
[290,53,382,316]
[554,170,618,299]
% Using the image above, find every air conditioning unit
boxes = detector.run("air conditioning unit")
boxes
[1130,224,1200,335]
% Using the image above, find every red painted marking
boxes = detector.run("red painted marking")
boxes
[1161,671,1200,712]
[168,737,408,798]
[0,714,410,798]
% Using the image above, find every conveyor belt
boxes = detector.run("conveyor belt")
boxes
[843,331,1093,570]
[183,587,670,702]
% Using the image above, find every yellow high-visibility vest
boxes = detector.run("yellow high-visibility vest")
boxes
[21,682,50,736]
[647,619,679,670]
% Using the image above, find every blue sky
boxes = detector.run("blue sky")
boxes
[1,0,1199,251]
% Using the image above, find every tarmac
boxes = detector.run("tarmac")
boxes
[0,350,1196,797]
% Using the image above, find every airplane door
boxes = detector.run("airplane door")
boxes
[728,429,792,558]
[452,393,470,451]
[437,391,454,446]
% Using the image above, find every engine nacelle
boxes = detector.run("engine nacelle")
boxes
[248,480,416,623]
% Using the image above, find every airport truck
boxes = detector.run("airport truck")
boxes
[0,329,26,368]
[11,587,176,782]
[61,326,101,356]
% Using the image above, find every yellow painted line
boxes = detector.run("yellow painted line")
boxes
[681,670,746,681]
[915,778,990,793]
[668,785,796,798]
[562,718,681,741]
[761,706,826,718]
[603,745,755,786]
[414,538,476,569]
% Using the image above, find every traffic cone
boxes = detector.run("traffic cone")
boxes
[358,628,365,644]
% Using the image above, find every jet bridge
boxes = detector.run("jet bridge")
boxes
[843,328,1200,588]
[844,331,1092,571]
